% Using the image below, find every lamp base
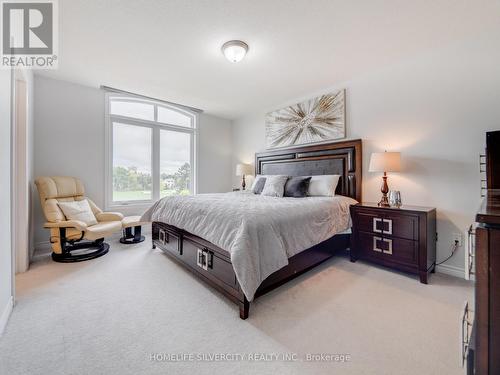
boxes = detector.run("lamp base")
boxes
[378,194,390,207]
[378,173,390,207]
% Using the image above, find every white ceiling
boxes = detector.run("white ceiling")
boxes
[37,0,500,119]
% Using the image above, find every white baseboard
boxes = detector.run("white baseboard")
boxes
[34,240,51,254]
[435,264,465,279]
[0,297,13,336]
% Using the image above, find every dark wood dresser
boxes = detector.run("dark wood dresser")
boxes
[350,203,437,283]
[473,190,500,374]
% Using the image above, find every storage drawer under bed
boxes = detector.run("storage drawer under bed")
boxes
[154,225,182,258]
[153,223,238,291]
[182,237,238,289]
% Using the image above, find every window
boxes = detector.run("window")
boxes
[106,94,197,207]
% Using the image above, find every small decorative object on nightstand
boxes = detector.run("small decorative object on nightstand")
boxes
[350,202,436,284]
[369,151,401,207]
[235,163,253,190]
[389,190,402,207]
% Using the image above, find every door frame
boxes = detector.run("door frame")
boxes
[11,69,30,276]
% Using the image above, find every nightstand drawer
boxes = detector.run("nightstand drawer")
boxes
[355,210,418,240]
[357,232,418,266]
[383,213,418,241]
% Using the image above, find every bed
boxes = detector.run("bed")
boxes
[143,139,362,319]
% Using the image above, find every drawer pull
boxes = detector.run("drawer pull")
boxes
[373,236,383,252]
[382,238,393,255]
[383,219,393,235]
[373,237,393,255]
[373,218,383,233]
[206,250,213,269]
[159,229,169,245]
[466,225,475,280]
[461,301,473,367]
[196,248,213,270]
[197,248,208,270]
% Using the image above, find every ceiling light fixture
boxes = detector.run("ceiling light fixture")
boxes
[221,40,248,63]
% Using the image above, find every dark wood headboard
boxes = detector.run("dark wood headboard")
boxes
[255,139,362,201]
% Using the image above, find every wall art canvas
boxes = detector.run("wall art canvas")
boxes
[265,89,345,149]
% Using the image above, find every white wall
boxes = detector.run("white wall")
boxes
[197,112,233,193]
[0,69,13,333]
[232,34,500,276]
[34,76,233,247]
[34,77,105,247]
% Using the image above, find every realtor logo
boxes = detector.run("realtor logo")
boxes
[1,0,58,69]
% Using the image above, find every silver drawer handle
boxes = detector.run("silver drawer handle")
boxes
[373,236,383,252]
[383,219,393,235]
[373,218,382,233]
[159,229,166,245]
[382,238,392,255]
[461,301,473,367]
[373,237,392,255]
[196,248,208,270]
[466,225,475,280]
[196,248,213,270]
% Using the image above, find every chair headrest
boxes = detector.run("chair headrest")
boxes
[35,176,85,200]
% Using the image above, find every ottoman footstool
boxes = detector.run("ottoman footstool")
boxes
[120,216,149,244]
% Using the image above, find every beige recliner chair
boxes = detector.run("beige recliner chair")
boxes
[35,176,124,262]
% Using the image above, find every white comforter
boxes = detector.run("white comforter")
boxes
[141,191,357,301]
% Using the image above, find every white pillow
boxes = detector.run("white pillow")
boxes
[58,199,98,226]
[308,175,341,196]
[261,175,289,197]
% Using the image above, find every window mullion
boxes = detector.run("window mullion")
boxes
[152,126,160,201]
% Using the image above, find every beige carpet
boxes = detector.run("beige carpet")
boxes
[0,238,473,375]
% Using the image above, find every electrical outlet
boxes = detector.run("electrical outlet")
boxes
[452,232,463,247]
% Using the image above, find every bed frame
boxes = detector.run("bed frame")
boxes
[152,139,362,319]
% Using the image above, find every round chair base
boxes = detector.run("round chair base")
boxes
[51,242,109,263]
[120,235,145,244]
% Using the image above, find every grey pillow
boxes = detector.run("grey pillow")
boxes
[253,177,266,194]
[284,177,312,198]
[261,175,289,197]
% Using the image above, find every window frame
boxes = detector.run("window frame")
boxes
[105,93,198,210]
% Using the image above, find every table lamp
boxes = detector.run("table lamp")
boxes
[235,163,253,190]
[369,151,401,207]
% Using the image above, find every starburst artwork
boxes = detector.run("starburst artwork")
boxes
[265,89,346,149]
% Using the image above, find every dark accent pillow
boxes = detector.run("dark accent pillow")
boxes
[284,177,312,198]
[253,177,267,194]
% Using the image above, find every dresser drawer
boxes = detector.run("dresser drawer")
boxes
[354,209,418,240]
[183,239,238,288]
[357,232,418,266]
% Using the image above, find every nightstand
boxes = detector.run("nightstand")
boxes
[349,203,437,284]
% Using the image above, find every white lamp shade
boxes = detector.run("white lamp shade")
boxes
[369,152,401,173]
[236,163,253,176]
